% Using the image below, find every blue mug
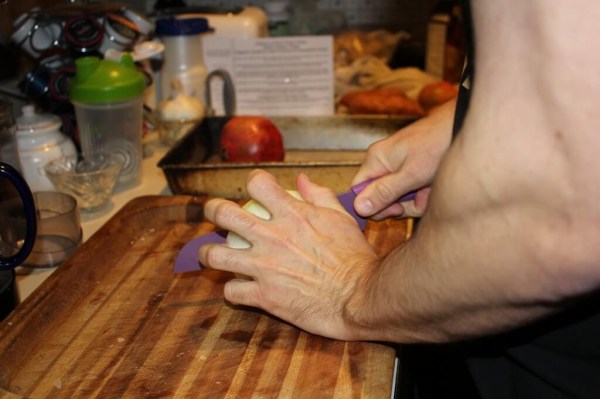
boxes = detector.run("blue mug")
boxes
[0,162,36,320]
[0,162,37,270]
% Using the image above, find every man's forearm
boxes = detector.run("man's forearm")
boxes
[344,0,600,344]
[346,131,598,343]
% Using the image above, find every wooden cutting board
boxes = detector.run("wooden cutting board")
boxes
[0,196,409,398]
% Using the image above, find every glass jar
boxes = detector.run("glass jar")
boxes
[16,105,77,192]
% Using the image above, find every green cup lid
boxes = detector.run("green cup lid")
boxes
[70,54,145,103]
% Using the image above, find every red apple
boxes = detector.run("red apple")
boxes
[220,116,285,162]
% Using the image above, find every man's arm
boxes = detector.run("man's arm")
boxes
[345,0,600,342]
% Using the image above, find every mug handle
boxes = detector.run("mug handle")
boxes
[0,162,37,270]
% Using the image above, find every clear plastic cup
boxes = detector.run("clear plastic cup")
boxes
[73,97,143,189]
[44,153,124,212]
[22,191,82,268]
[70,55,146,190]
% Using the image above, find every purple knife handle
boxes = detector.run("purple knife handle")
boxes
[351,179,418,203]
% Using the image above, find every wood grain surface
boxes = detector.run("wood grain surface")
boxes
[0,196,409,398]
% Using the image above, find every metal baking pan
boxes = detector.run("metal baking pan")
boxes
[158,115,416,199]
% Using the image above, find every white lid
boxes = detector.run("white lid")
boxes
[123,9,155,35]
[16,105,61,133]
[104,41,165,62]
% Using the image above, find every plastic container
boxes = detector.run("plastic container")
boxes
[15,105,77,192]
[45,153,124,212]
[155,17,212,104]
[22,191,82,268]
[70,55,146,189]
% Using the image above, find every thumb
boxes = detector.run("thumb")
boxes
[354,173,412,216]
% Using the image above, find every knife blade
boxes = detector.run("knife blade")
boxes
[173,180,417,273]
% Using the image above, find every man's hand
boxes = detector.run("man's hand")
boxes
[199,169,380,340]
[352,100,456,219]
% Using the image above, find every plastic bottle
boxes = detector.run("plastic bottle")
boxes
[425,0,466,83]
[70,55,146,188]
[155,17,212,104]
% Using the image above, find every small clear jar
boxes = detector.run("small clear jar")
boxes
[15,105,77,192]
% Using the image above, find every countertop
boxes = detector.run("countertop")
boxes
[15,132,171,301]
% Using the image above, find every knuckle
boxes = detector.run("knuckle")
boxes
[213,201,257,230]
[247,169,276,189]
[203,244,221,266]
[212,201,235,226]
[221,249,243,269]
[246,169,262,185]
[373,182,398,203]
[247,170,283,203]
[204,244,240,270]
[403,202,425,218]
[368,139,386,154]
[224,281,258,308]
[223,282,241,303]
[403,166,428,186]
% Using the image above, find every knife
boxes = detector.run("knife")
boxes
[173,180,417,273]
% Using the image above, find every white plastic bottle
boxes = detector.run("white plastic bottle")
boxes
[155,17,212,104]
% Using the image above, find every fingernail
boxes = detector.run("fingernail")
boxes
[356,198,374,215]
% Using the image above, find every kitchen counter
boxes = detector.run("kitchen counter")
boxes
[15,132,171,301]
